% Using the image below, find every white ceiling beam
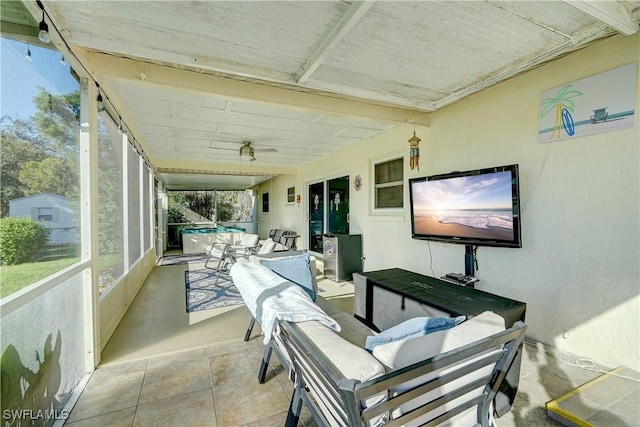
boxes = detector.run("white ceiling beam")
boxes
[433,24,615,110]
[296,1,375,84]
[562,0,638,35]
[80,50,428,125]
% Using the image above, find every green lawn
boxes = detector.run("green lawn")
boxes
[0,257,81,299]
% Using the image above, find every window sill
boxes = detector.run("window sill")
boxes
[368,210,406,222]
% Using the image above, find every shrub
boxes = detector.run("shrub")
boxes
[0,217,50,265]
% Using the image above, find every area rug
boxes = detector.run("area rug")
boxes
[185,269,244,313]
[161,253,208,266]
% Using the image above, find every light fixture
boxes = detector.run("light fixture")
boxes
[239,144,254,160]
[96,89,104,111]
[25,45,32,62]
[38,10,51,44]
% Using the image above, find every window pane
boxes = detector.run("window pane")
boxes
[0,38,81,298]
[127,144,141,265]
[375,158,403,184]
[98,113,125,295]
[376,185,404,208]
[143,164,151,252]
[374,158,403,209]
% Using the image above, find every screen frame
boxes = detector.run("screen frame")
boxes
[409,164,522,248]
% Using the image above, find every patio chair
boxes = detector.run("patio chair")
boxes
[228,233,260,260]
[204,242,232,273]
[234,238,277,264]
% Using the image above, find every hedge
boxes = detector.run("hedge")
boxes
[0,217,50,265]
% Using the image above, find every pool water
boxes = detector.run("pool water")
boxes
[181,226,246,234]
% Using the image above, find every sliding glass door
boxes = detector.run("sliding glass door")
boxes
[308,182,324,252]
[307,175,349,253]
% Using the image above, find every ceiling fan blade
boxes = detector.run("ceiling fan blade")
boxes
[208,146,238,151]
[253,148,278,153]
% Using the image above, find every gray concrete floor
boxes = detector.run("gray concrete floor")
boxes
[65,258,639,426]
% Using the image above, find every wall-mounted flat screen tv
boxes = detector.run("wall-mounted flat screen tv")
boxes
[409,164,522,248]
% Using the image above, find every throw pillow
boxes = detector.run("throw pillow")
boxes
[259,252,316,300]
[365,315,466,352]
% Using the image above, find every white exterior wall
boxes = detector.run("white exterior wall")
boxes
[8,193,80,245]
[254,174,299,239]
[294,34,639,369]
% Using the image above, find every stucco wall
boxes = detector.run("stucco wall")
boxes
[99,249,156,353]
[295,34,639,369]
[254,174,300,239]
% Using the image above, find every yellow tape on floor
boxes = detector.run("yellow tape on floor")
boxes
[545,366,624,427]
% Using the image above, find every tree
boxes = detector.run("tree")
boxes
[1,88,81,216]
[18,157,77,198]
[31,88,80,160]
[0,118,48,216]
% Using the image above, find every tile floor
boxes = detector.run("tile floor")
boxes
[64,259,639,426]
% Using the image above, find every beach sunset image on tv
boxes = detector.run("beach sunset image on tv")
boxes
[411,170,514,241]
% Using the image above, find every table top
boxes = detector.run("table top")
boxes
[361,268,526,326]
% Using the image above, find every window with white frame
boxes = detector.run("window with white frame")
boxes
[374,157,404,209]
[98,112,125,295]
[37,207,54,221]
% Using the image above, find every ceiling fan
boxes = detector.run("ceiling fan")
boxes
[209,140,278,162]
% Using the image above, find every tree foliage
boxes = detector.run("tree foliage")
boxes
[167,190,254,223]
[0,118,48,216]
[0,88,80,216]
[19,158,77,198]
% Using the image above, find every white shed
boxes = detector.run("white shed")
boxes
[8,193,80,246]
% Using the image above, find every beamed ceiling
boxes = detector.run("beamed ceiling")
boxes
[6,0,640,189]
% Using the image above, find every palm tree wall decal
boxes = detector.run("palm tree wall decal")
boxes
[540,84,583,140]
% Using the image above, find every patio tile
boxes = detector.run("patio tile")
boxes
[133,389,215,427]
[138,349,211,404]
[608,388,640,423]
[66,366,144,422]
[579,369,640,407]
[586,408,639,427]
[517,369,576,409]
[206,338,255,358]
[210,346,290,425]
[495,395,562,426]
[64,407,136,427]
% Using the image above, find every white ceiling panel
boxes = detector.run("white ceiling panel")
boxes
[21,0,638,189]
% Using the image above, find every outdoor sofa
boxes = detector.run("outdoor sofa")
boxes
[229,256,527,426]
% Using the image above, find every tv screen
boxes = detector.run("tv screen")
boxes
[409,164,522,248]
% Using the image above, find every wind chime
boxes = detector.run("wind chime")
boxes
[408,129,421,171]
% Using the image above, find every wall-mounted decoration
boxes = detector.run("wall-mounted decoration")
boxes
[538,62,637,143]
[408,130,421,170]
[353,175,362,191]
[262,192,269,213]
[287,186,295,204]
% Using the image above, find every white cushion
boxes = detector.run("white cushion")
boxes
[372,311,506,426]
[257,238,276,254]
[296,321,388,426]
[372,311,505,368]
[297,321,385,382]
[238,233,259,247]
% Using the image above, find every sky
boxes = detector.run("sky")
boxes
[412,170,513,211]
[1,38,79,120]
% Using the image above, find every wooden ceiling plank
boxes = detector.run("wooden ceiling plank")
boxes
[296,0,375,84]
[562,0,638,35]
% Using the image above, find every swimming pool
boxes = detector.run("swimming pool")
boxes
[181,226,247,254]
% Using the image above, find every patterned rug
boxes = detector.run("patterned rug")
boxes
[161,253,208,266]
[185,269,244,313]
